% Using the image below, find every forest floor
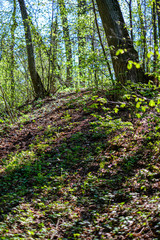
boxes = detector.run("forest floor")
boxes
[0,86,160,239]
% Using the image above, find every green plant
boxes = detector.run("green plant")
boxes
[91,114,133,134]
[62,110,72,121]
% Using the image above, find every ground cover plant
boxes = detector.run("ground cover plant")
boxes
[0,86,160,239]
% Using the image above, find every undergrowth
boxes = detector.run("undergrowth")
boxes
[0,84,160,239]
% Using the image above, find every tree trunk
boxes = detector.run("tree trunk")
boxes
[48,18,59,93]
[58,0,73,86]
[156,0,160,39]
[47,0,57,93]
[10,0,17,106]
[137,0,146,70]
[92,0,113,84]
[128,0,133,41]
[18,0,47,98]
[91,21,98,88]
[78,0,87,79]
[153,1,158,74]
[95,0,145,84]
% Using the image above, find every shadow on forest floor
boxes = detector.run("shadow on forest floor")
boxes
[0,89,160,239]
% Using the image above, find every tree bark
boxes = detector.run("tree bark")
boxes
[18,0,47,98]
[92,0,113,84]
[95,0,145,84]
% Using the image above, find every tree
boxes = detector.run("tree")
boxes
[152,0,158,74]
[95,0,145,84]
[156,0,160,39]
[77,0,87,80]
[128,0,133,41]
[18,0,47,98]
[58,0,73,86]
[92,0,113,84]
[137,0,147,70]
[10,0,18,106]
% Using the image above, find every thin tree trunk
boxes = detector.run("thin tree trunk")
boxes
[92,0,113,84]
[0,85,15,123]
[137,0,146,70]
[47,0,55,92]
[128,0,133,41]
[58,0,73,86]
[144,0,149,72]
[78,0,87,79]
[49,18,59,93]
[10,0,17,106]
[91,21,98,88]
[18,0,47,98]
[153,1,158,73]
[156,0,160,39]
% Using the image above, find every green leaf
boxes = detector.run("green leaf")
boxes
[136,102,141,108]
[127,62,132,70]
[141,106,148,112]
[149,100,156,107]
[116,49,124,56]
[74,234,81,237]
[135,63,141,69]
[91,95,98,100]
[114,107,119,113]
[136,113,141,118]
[157,98,160,105]
[124,94,130,100]
[120,103,126,108]
[97,97,107,104]
[136,40,141,46]
[156,108,160,113]
[147,52,153,58]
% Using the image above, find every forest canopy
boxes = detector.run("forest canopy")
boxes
[0,0,159,109]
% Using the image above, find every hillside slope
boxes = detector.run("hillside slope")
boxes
[0,89,160,239]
